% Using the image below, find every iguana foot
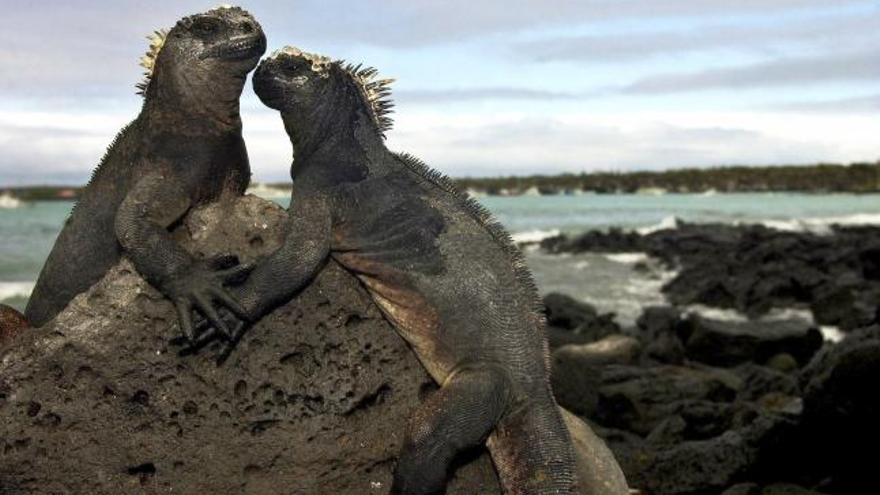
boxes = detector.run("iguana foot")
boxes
[174,308,248,365]
[168,255,253,342]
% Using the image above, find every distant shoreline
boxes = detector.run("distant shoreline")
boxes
[3,161,878,201]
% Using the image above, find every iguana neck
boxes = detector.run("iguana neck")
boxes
[284,96,385,181]
[143,71,246,134]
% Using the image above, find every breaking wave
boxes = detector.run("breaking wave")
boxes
[0,281,34,302]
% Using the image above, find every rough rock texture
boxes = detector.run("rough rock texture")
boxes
[799,324,880,493]
[635,306,686,365]
[541,222,880,330]
[681,315,823,368]
[0,196,507,494]
[595,365,743,436]
[543,293,621,349]
[551,336,641,417]
[0,304,29,347]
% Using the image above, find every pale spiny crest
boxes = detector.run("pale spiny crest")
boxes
[342,62,396,137]
[272,46,396,138]
[134,5,241,96]
[135,29,168,96]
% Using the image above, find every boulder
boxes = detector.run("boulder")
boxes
[551,335,641,416]
[809,278,879,331]
[732,364,800,402]
[0,196,626,494]
[0,304,29,346]
[602,412,797,495]
[800,325,880,492]
[543,293,621,349]
[539,228,644,255]
[682,315,823,368]
[722,483,761,495]
[595,364,742,436]
[761,483,828,495]
[635,306,686,364]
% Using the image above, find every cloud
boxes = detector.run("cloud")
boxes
[6,106,873,184]
[384,111,868,177]
[395,87,580,103]
[272,0,871,47]
[622,51,880,93]
[0,1,878,183]
[771,94,880,113]
[517,13,880,63]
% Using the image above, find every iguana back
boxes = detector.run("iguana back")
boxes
[228,47,629,494]
[25,7,265,328]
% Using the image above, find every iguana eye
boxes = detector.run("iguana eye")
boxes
[280,61,300,75]
[192,18,218,35]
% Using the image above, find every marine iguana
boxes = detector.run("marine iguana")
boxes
[202,46,595,494]
[24,6,265,338]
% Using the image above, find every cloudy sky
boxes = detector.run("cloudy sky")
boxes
[0,0,878,184]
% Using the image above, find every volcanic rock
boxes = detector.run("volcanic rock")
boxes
[0,196,627,494]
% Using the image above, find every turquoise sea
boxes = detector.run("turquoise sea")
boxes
[2,193,880,323]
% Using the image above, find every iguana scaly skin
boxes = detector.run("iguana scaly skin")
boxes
[24,6,265,337]
[219,47,588,494]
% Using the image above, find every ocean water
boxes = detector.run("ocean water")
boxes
[2,193,880,324]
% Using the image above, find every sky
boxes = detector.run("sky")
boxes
[0,0,878,185]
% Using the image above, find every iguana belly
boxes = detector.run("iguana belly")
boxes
[332,252,452,380]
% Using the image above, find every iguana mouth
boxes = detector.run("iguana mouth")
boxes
[203,34,266,60]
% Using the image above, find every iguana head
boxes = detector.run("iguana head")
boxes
[253,46,395,139]
[138,6,266,103]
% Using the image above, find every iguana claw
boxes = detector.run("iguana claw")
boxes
[169,257,253,343]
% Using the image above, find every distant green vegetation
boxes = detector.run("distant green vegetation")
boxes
[4,161,879,201]
[455,161,880,195]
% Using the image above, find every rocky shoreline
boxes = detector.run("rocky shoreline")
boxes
[541,221,880,494]
[1,199,877,494]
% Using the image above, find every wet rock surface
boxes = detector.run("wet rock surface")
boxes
[541,222,880,331]
[0,196,503,494]
[542,221,878,493]
[681,315,823,367]
[550,301,872,494]
[543,293,621,349]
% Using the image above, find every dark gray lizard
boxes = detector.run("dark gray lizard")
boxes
[203,46,612,494]
[24,6,265,338]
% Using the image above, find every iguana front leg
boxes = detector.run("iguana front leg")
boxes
[115,171,249,340]
[190,193,333,355]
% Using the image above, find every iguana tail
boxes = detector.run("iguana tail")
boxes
[487,399,631,495]
[559,407,631,495]
[487,392,579,494]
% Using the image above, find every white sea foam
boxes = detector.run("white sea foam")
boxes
[604,252,649,264]
[573,261,591,270]
[0,281,34,301]
[631,212,880,236]
[754,213,880,234]
[761,307,814,323]
[685,305,847,342]
[819,326,845,343]
[512,229,560,245]
[245,183,289,199]
[636,215,679,235]
[684,304,749,322]
[0,193,22,209]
